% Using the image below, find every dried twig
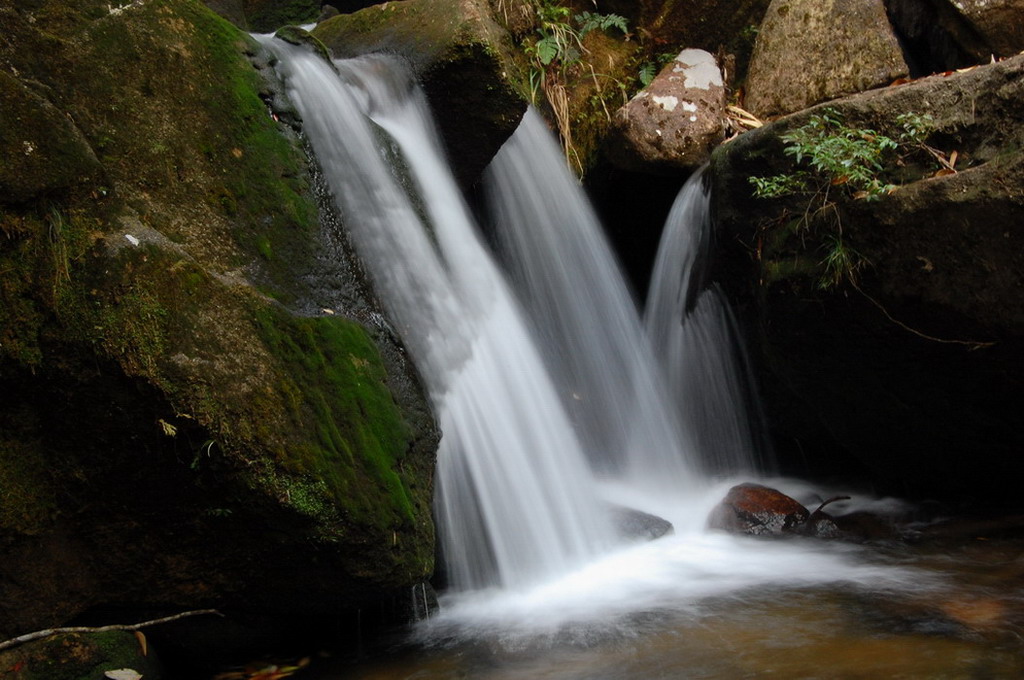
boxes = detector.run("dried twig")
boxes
[0,609,223,652]
[852,281,996,350]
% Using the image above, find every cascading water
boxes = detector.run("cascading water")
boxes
[644,171,772,474]
[483,109,702,496]
[258,37,938,646]
[258,40,613,591]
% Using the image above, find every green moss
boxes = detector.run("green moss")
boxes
[0,437,59,535]
[254,306,417,529]
[0,207,95,368]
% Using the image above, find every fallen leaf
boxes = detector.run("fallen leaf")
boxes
[948,149,958,168]
[105,670,142,680]
[134,630,148,657]
[933,168,957,177]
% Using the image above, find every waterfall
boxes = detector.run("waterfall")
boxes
[644,170,771,474]
[259,41,613,591]
[259,33,772,597]
[483,109,702,494]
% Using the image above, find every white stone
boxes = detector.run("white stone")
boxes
[673,48,724,89]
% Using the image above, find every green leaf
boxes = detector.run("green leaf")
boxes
[536,36,559,65]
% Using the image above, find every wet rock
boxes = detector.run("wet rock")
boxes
[242,0,321,32]
[833,511,899,541]
[744,0,909,118]
[312,0,526,187]
[606,49,727,173]
[608,504,675,541]
[274,25,332,63]
[707,483,810,535]
[802,509,841,538]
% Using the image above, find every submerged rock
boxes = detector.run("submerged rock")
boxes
[707,483,810,535]
[744,0,909,117]
[608,504,675,541]
[606,49,727,173]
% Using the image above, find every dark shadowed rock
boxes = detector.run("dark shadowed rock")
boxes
[599,0,772,81]
[606,49,726,173]
[710,54,1024,501]
[884,0,994,75]
[608,504,675,541]
[951,0,1024,58]
[745,0,909,118]
[707,483,810,535]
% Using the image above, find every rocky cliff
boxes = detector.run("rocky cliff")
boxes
[0,0,438,658]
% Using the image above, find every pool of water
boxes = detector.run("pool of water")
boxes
[308,512,1024,680]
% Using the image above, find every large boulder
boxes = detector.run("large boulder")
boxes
[312,0,526,187]
[744,0,909,118]
[0,0,438,660]
[605,49,726,173]
[709,54,1024,502]
[204,0,322,32]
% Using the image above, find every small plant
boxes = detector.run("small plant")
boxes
[522,1,628,171]
[749,109,937,289]
[638,51,678,87]
[750,109,907,202]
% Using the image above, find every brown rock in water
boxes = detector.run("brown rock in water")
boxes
[744,0,909,118]
[707,483,810,535]
[606,49,727,173]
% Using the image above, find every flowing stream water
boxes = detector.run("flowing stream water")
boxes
[257,40,1024,678]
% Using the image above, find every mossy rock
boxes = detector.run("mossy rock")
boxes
[0,0,438,653]
[0,71,102,205]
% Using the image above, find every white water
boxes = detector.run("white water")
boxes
[484,109,701,494]
[260,42,612,590]
[260,39,934,638]
[645,170,770,474]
